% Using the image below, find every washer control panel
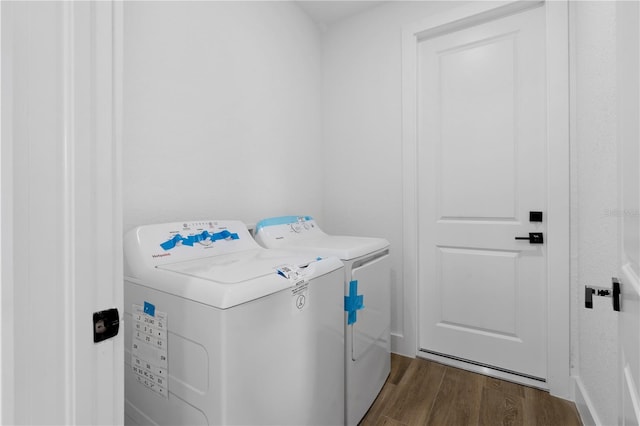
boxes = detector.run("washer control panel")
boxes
[254,216,326,247]
[125,220,260,270]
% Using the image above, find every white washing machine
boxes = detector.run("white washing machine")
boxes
[123,219,345,426]
[254,216,391,426]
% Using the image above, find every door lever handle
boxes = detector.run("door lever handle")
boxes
[515,232,544,244]
[584,279,621,311]
[612,277,621,312]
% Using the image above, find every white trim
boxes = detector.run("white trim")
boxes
[413,0,543,41]
[0,2,4,422]
[403,0,542,41]
[400,0,571,398]
[419,350,548,390]
[73,2,124,422]
[622,263,640,298]
[567,0,580,386]
[624,364,640,425]
[543,0,571,399]
[621,265,640,426]
[62,2,77,423]
[573,375,601,426]
[0,3,124,422]
[0,3,15,423]
[397,8,419,357]
[114,3,125,420]
[616,2,640,424]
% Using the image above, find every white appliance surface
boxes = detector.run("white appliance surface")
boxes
[254,216,391,426]
[254,216,387,260]
[124,219,345,426]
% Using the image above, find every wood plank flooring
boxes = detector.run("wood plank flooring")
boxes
[360,354,582,426]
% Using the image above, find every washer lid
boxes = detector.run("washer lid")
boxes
[254,216,389,260]
[157,248,314,284]
[149,249,343,309]
[279,236,389,261]
[124,219,345,309]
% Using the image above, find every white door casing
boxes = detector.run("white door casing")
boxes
[401,0,571,398]
[617,1,640,424]
[1,1,123,424]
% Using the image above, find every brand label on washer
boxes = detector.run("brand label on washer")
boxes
[291,279,309,314]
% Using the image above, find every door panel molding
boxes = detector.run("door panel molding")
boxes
[399,0,570,398]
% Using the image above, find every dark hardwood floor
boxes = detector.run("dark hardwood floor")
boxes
[360,354,582,426]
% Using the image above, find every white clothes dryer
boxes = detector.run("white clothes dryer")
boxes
[123,220,345,426]
[254,216,391,426]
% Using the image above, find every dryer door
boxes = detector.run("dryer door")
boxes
[351,251,391,361]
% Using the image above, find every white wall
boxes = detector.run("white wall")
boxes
[571,2,620,425]
[322,0,463,351]
[123,1,323,232]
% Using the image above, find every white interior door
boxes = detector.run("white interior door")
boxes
[617,1,640,424]
[418,5,548,381]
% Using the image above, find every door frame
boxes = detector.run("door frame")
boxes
[1,1,124,423]
[399,0,571,398]
[616,1,640,424]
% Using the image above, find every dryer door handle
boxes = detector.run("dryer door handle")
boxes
[352,249,390,269]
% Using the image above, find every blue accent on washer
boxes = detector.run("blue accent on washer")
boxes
[143,301,156,317]
[160,230,239,251]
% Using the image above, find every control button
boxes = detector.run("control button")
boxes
[291,223,302,233]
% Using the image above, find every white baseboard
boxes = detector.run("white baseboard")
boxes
[573,376,600,426]
[391,332,414,358]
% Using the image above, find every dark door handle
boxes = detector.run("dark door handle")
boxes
[585,279,621,311]
[585,286,594,308]
[612,277,621,312]
[515,232,544,244]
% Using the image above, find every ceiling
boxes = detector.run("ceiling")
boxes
[295,1,386,29]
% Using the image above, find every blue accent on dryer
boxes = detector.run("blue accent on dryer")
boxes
[255,216,313,233]
[344,280,364,325]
